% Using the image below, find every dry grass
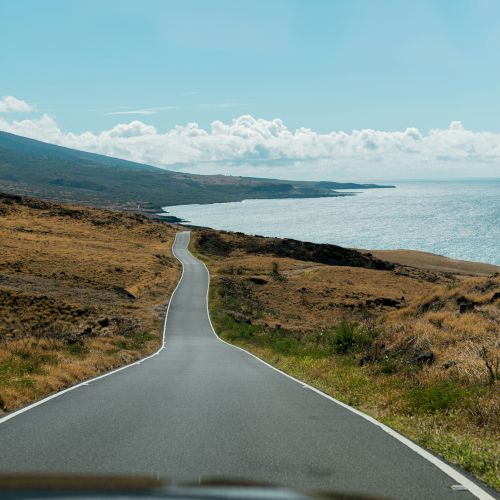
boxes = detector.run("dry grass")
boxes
[204,251,440,335]
[381,276,500,385]
[0,194,179,412]
[370,249,500,276]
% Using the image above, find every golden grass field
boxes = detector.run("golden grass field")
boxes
[193,229,500,489]
[0,193,179,412]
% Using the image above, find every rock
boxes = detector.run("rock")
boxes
[415,351,434,365]
[247,277,268,285]
[197,232,232,256]
[114,286,136,300]
[456,295,476,313]
[80,327,92,337]
[374,297,401,308]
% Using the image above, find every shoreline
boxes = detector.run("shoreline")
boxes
[160,217,500,273]
[158,179,499,268]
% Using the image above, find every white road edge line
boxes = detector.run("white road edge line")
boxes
[0,232,186,426]
[194,237,494,500]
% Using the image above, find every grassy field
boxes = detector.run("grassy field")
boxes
[0,193,180,412]
[192,230,500,490]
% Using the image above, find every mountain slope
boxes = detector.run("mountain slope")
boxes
[0,131,393,211]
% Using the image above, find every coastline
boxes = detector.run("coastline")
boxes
[160,179,500,268]
[162,217,500,273]
[367,249,500,277]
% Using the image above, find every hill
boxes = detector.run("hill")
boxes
[0,192,179,411]
[0,131,393,212]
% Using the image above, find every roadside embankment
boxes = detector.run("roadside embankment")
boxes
[192,228,500,490]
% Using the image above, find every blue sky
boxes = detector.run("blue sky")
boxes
[1,0,499,180]
[2,0,500,132]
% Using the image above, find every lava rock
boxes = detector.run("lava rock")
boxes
[415,351,435,365]
[456,295,477,313]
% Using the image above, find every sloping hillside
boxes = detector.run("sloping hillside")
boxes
[0,192,179,411]
[0,131,393,211]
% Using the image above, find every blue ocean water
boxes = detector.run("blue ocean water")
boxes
[163,180,500,265]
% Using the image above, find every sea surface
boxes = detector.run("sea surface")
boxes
[162,180,500,266]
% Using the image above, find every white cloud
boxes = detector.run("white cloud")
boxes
[103,121,158,138]
[0,110,499,180]
[104,109,158,116]
[102,102,243,116]
[0,95,33,113]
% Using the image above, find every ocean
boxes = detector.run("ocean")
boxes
[162,179,500,266]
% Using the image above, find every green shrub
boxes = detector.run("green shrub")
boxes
[324,322,377,355]
[330,322,357,353]
[270,337,301,355]
[353,327,377,352]
[0,352,56,380]
[66,341,88,356]
[113,330,154,351]
[407,381,469,414]
[270,261,287,282]
[271,261,279,276]
[378,354,400,374]
[213,309,263,340]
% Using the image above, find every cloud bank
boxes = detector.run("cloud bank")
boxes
[0,99,499,180]
[0,96,33,113]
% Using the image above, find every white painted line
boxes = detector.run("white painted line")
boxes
[194,242,494,500]
[0,231,187,426]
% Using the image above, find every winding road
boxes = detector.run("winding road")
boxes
[0,232,494,499]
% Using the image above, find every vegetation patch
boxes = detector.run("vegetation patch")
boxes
[406,380,471,414]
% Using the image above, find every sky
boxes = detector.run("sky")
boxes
[1,0,499,181]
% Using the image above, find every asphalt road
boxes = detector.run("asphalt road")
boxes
[0,232,494,499]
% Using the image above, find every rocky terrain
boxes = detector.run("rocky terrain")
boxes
[196,230,394,270]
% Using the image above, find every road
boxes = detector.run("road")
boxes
[0,232,494,499]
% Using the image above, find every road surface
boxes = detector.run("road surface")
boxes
[0,232,494,499]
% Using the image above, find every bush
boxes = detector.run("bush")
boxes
[270,261,287,282]
[330,322,357,353]
[407,380,469,414]
[270,337,301,355]
[113,330,154,351]
[379,355,399,374]
[66,341,88,356]
[324,322,377,355]
[214,310,263,341]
